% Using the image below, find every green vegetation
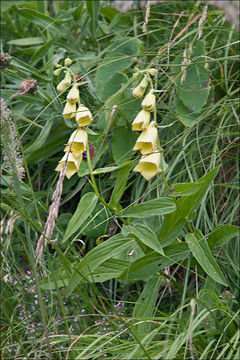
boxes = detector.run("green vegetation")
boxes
[1,1,239,359]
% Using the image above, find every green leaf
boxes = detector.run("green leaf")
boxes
[95,37,142,101]
[185,230,227,286]
[92,162,134,175]
[15,7,63,35]
[111,126,138,165]
[66,234,135,296]
[133,275,163,337]
[11,57,49,82]
[63,193,98,243]
[208,225,239,249]
[119,198,176,218]
[24,118,53,153]
[175,94,202,127]
[159,167,220,247]
[125,224,164,255]
[171,181,204,197]
[7,37,44,46]
[119,242,189,281]
[109,164,133,208]
[30,37,58,65]
[86,0,100,38]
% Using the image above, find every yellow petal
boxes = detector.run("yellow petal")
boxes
[55,152,82,179]
[132,85,146,99]
[57,72,71,92]
[132,110,151,131]
[133,122,158,154]
[76,105,93,126]
[133,151,161,181]
[64,129,88,158]
[141,90,156,111]
[67,85,79,104]
[63,101,77,119]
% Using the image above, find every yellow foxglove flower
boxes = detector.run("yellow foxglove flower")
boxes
[133,122,158,154]
[141,89,156,111]
[132,109,151,131]
[133,150,161,181]
[139,75,148,89]
[132,85,146,99]
[63,101,77,119]
[64,129,88,158]
[57,72,71,92]
[76,104,93,126]
[55,152,82,179]
[67,84,79,104]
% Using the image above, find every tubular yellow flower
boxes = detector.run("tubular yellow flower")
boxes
[133,122,158,154]
[64,128,88,158]
[63,101,77,119]
[133,150,161,181]
[67,84,79,104]
[141,89,156,111]
[132,85,146,99]
[76,104,93,126]
[139,75,148,89]
[132,109,151,131]
[57,72,71,92]
[55,152,82,179]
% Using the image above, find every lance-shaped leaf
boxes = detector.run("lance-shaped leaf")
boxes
[125,224,164,254]
[185,229,227,286]
[119,198,176,218]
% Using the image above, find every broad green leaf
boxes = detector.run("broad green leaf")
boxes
[111,126,138,165]
[175,94,202,127]
[133,275,163,337]
[24,118,53,153]
[208,225,239,249]
[1,0,30,11]
[119,198,176,218]
[119,242,189,281]
[63,193,98,243]
[125,224,164,255]
[185,230,227,286]
[66,234,135,296]
[171,181,204,197]
[159,167,220,247]
[95,37,142,100]
[109,164,133,207]
[7,37,44,46]
[15,8,63,35]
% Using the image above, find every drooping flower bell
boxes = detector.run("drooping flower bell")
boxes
[76,104,93,126]
[133,149,161,181]
[132,75,148,99]
[57,71,71,93]
[147,68,157,76]
[63,101,77,119]
[64,129,88,158]
[67,84,79,104]
[132,109,151,131]
[55,152,82,179]
[141,89,156,111]
[133,121,158,155]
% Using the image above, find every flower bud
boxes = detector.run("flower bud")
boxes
[64,128,88,158]
[141,89,156,111]
[55,152,82,179]
[132,85,146,99]
[132,109,151,131]
[54,68,62,76]
[133,149,161,181]
[57,72,71,92]
[54,62,61,68]
[76,104,93,126]
[147,68,157,76]
[64,57,72,66]
[67,84,79,104]
[139,75,148,89]
[133,72,139,80]
[133,121,158,154]
[63,101,77,119]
